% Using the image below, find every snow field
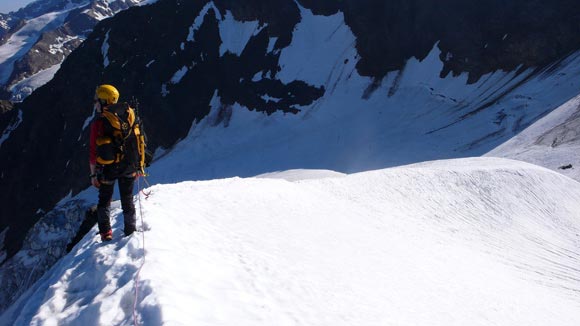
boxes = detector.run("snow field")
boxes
[145,4,580,187]
[3,157,580,325]
[0,9,71,84]
[3,3,580,325]
[487,93,580,180]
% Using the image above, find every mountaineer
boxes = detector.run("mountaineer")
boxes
[89,84,147,241]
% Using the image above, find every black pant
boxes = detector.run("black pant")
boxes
[97,176,136,236]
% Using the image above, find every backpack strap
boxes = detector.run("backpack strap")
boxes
[101,103,136,139]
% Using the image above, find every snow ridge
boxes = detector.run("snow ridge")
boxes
[2,157,580,326]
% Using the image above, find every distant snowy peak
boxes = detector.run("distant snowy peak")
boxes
[86,0,145,21]
[0,1,66,42]
[0,14,11,31]
[12,0,82,19]
[0,0,149,101]
[0,14,23,44]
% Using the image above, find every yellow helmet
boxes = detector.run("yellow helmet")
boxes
[95,84,119,105]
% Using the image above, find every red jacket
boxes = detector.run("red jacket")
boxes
[89,118,104,165]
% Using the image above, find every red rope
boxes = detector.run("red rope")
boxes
[140,175,152,198]
[133,176,148,326]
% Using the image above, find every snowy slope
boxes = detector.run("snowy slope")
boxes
[146,6,580,183]
[487,94,580,180]
[0,8,71,83]
[2,157,580,326]
[0,0,154,101]
[3,3,580,318]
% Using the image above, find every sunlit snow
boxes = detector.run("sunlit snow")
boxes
[0,10,71,84]
[2,4,580,326]
[487,93,580,180]
[9,64,61,102]
[1,158,579,325]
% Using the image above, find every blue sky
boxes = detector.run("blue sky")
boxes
[0,0,36,14]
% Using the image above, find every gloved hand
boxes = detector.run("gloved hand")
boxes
[90,164,103,188]
[91,175,100,188]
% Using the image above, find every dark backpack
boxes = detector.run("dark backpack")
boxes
[95,102,147,172]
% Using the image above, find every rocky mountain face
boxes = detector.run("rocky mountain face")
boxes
[0,200,86,311]
[1,0,580,310]
[0,0,147,101]
[0,14,24,43]
[0,100,14,132]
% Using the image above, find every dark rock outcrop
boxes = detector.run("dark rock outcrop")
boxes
[0,100,12,114]
[301,0,580,83]
[0,15,25,45]
[0,200,87,312]
[0,100,15,139]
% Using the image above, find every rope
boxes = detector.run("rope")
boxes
[140,176,152,198]
[132,176,148,326]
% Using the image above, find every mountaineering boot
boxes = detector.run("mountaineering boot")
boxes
[100,229,113,242]
[124,226,136,237]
